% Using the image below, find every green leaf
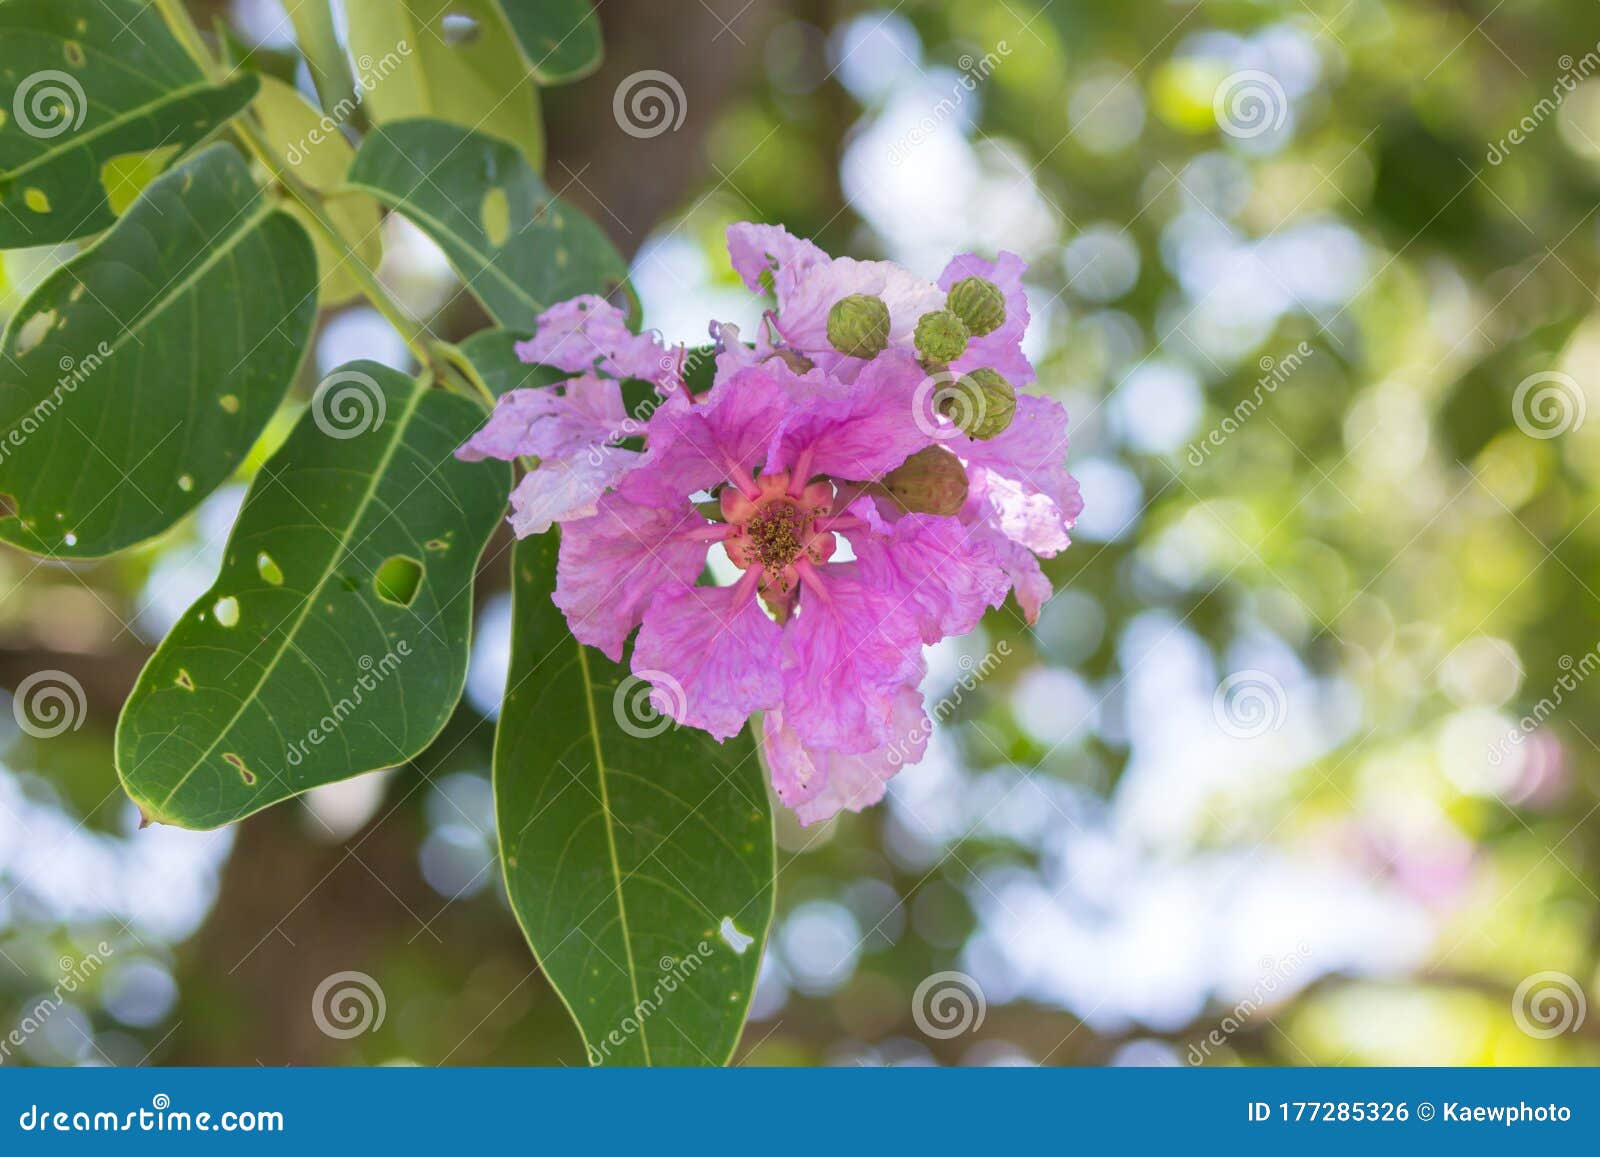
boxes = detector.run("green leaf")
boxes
[251,74,383,307]
[0,143,316,558]
[456,328,565,397]
[348,119,629,331]
[495,532,774,1066]
[116,361,510,830]
[346,0,545,172]
[491,0,602,85]
[284,0,358,119]
[0,0,258,247]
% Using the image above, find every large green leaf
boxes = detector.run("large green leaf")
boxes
[0,0,258,247]
[492,0,602,84]
[116,361,510,829]
[0,143,316,558]
[454,327,564,398]
[348,119,629,332]
[495,532,774,1066]
[346,0,545,172]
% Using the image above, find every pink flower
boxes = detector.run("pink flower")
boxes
[457,223,1082,825]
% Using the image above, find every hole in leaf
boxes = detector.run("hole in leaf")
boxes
[177,473,194,492]
[441,12,481,44]
[213,596,240,627]
[15,309,56,356]
[373,555,423,607]
[719,917,754,955]
[223,752,256,785]
[100,145,181,216]
[23,187,50,214]
[218,394,240,414]
[257,551,284,586]
[63,40,86,67]
[175,669,195,691]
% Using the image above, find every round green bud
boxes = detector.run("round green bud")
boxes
[875,446,969,516]
[827,294,891,358]
[914,309,971,365]
[937,367,1016,440]
[946,276,1007,336]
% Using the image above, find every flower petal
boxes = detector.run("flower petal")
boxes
[507,446,635,538]
[456,375,626,463]
[634,581,783,741]
[762,686,928,826]
[639,361,793,493]
[959,393,1082,555]
[516,295,677,386]
[553,478,710,661]
[851,513,1010,644]
[940,250,1034,385]
[769,349,929,482]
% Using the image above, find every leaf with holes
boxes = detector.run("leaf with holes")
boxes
[348,119,630,332]
[116,361,509,830]
[0,143,315,558]
[0,0,259,247]
[492,0,603,85]
[347,0,545,172]
[494,531,774,1066]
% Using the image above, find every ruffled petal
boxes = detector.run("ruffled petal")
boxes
[851,513,1010,644]
[780,565,924,754]
[959,394,1082,556]
[552,478,710,661]
[638,361,793,493]
[633,581,783,741]
[762,687,929,826]
[769,349,929,482]
[964,514,1054,624]
[727,223,828,300]
[456,376,626,463]
[507,446,635,538]
[940,250,1034,386]
[516,295,677,386]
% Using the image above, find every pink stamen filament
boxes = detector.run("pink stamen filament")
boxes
[690,523,733,542]
[726,459,761,500]
[787,446,816,496]
[794,558,830,602]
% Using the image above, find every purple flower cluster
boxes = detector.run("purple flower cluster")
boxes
[459,224,1082,825]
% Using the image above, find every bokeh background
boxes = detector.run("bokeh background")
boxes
[4,0,1600,1066]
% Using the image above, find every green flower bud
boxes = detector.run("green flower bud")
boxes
[946,276,1007,336]
[874,446,969,516]
[827,294,891,358]
[938,367,1016,440]
[914,309,971,365]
